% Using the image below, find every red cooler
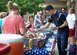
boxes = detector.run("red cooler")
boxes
[0,43,10,55]
[0,34,24,55]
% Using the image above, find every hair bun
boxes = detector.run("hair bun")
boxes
[7,1,19,11]
[7,1,14,10]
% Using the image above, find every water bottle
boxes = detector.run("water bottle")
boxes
[29,39,33,49]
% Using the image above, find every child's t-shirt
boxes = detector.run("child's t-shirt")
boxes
[66,43,77,55]
[66,14,77,29]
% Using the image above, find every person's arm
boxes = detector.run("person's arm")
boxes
[37,19,42,24]
[35,18,42,27]
[52,20,68,30]
[52,14,68,30]
[73,14,77,28]
[29,24,35,32]
[35,24,41,27]
[19,16,26,36]
[36,15,53,32]
[59,14,68,28]
[65,44,70,51]
[38,15,53,31]
[34,15,38,27]
[58,20,68,28]
[37,22,50,31]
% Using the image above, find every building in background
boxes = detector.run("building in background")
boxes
[24,0,77,38]
[39,0,77,38]
[39,0,67,10]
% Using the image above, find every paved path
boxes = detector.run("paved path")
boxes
[54,43,59,55]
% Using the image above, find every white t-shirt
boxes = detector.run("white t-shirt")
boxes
[66,14,76,29]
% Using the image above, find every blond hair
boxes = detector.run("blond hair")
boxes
[0,12,7,18]
[7,1,19,11]
[68,8,75,13]
[29,15,34,21]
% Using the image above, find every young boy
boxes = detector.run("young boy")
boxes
[66,37,77,55]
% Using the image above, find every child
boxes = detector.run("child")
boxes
[0,12,7,34]
[28,15,35,32]
[66,37,77,55]
[24,15,35,38]
[66,8,77,55]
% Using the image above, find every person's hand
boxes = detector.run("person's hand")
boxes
[23,35,27,38]
[52,27,58,30]
[36,30,39,32]
[33,29,39,32]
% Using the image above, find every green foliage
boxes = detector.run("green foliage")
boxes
[0,0,44,15]
[0,0,8,12]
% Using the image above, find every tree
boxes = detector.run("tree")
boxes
[0,0,8,12]
[0,0,44,15]
[13,0,44,15]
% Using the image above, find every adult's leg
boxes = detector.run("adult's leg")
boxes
[57,34,62,55]
[60,32,68,55]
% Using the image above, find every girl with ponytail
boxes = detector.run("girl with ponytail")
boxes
[2,1,26,36]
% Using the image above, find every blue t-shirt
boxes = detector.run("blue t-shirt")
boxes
[34,15,38,27]
[0,19,3,34]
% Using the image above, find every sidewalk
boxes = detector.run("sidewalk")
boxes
[54,43,59,55]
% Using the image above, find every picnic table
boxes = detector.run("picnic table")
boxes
[24,28,58,55]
